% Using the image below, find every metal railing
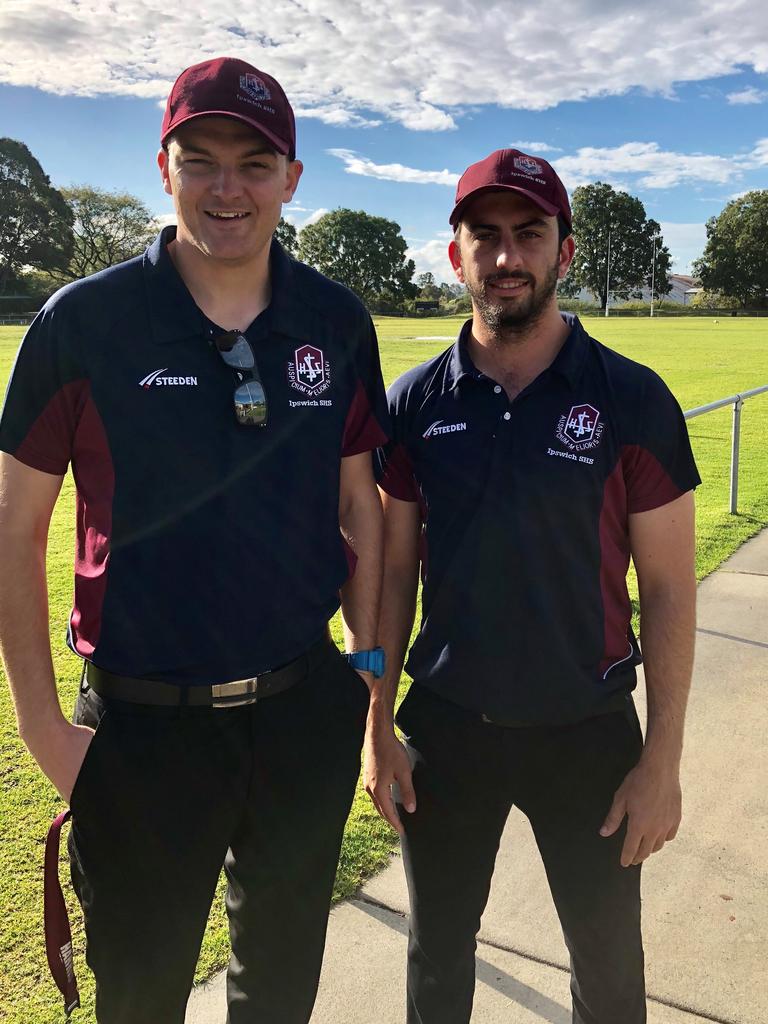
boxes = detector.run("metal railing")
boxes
[684,385,768,513]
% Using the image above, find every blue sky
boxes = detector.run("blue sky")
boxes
[1,1,767,283]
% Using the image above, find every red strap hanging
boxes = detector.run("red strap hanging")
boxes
[44,809,80,1016]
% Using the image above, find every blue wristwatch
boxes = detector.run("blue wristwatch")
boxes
[345,647,386,678]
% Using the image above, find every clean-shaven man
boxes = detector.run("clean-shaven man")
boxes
[0,57,388,1023]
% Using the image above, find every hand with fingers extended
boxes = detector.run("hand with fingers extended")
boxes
[363,718,416,836]
[600,756,682,867]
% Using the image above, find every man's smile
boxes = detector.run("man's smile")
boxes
[486,276,531,296]
[205,210,251,220]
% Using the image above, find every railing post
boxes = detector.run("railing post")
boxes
[730,397,744,514]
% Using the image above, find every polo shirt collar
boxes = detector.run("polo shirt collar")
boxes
[143,227,201,345]
[143,226,311,344]
[267,239,313,341]
[446,312,589,392]
[550,313,590,389]
[446,320,484,390]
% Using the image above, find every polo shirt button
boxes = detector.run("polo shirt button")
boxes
[503,411,511,421]
[494,385,502,394]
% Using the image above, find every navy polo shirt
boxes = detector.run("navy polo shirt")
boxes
[0,227,389,684]
[377,315,700,724]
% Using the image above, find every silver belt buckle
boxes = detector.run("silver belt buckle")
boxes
[211,676,260,708]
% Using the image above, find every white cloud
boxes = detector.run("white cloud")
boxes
[294,106,381,128]
[1,2,768,132]
[509,141,562,153]
[327,137,766,199]
[283,207,328,230]
[726,87,768,104]
[744,138,768,166]
[407,238,454,284]
[554,142,740,191]
[328,149,458,186]
[304,207,329,226]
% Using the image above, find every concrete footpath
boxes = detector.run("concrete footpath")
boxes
[187,531,768,1024]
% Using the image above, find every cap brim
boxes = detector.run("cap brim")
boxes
[449,184,560,226]
[161,110,291,155]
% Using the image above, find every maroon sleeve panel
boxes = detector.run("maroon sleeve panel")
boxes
[622,444,687,514]
[12,379,90,476]
[342,378,389,457]
[377,442,420,502]
[598,458,634,677]
[68,389,114,658]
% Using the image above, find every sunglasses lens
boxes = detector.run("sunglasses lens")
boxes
[216,333,255,370]
[234,380,267,426]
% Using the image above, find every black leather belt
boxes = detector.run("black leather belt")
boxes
[84,636,334,708]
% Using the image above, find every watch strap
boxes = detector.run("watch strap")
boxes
[345,647,386,678]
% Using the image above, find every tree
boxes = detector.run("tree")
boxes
[689,289,739,310]
[275,217,298,256]
[0,138,74,294]
[298,208,417,306]
[441,282,465,300]
[51,185,157,283]
[564,182,672,308]
[692,191,768,309]
[416,271,441,301]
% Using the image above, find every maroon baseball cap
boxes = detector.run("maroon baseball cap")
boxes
[161,57,296,158]
[449,149,571,230]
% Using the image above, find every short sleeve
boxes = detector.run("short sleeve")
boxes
[375,376,420,502]
[0,298,88,475]
[623,372,701,514]
[341,312,390,457]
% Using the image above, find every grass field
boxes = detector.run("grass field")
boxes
[1,315,767,1022]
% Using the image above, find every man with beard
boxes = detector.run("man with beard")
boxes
[364,149,700,1023]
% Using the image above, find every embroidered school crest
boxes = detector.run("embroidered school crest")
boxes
[239,74,271,102]
[287,345,332,396]
[513,156,543,176]
[555,404,604,452]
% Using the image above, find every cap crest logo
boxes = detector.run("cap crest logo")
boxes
[513,156,543,176]
[239,74,271,102]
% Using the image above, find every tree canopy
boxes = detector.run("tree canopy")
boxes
[692,191,768,308]
[0,138,74,294]
[275,217,298,256]
[563,182,672,308]
[297,208,416,306]
[51,185,157,283]
[416,271,442,301]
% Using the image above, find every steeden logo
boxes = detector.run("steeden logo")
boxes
[423,420,468,439]
[139,369,198,389]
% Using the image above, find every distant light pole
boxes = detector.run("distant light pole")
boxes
[604,227,612,317]
[649,234,658,318]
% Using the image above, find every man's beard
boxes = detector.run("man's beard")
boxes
[465,256,560,338]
